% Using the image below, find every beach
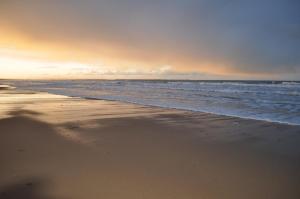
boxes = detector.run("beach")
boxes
[1,87,300,199]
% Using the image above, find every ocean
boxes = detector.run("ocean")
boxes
[3,80,300,125]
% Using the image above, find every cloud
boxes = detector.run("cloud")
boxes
[0,0,299,78]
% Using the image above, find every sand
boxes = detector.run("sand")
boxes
[1,87,300,199]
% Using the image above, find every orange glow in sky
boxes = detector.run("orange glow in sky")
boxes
[0,28,239,79]
[0,1,298,80]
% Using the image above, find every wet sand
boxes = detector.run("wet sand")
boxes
[1,87,300,199]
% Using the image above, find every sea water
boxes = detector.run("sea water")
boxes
[4,80,300,125]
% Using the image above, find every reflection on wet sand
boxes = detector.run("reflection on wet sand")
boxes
[0,88,179,123]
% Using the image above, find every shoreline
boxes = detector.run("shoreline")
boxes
[3,83,300,126]
[81,96,300,126]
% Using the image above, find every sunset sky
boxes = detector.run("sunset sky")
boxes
[0,0,299,80]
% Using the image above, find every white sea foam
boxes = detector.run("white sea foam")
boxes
[4,80,300,125]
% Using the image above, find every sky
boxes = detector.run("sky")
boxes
[0,0,299,80]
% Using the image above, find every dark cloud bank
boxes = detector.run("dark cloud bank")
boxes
[1,0,300,78]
